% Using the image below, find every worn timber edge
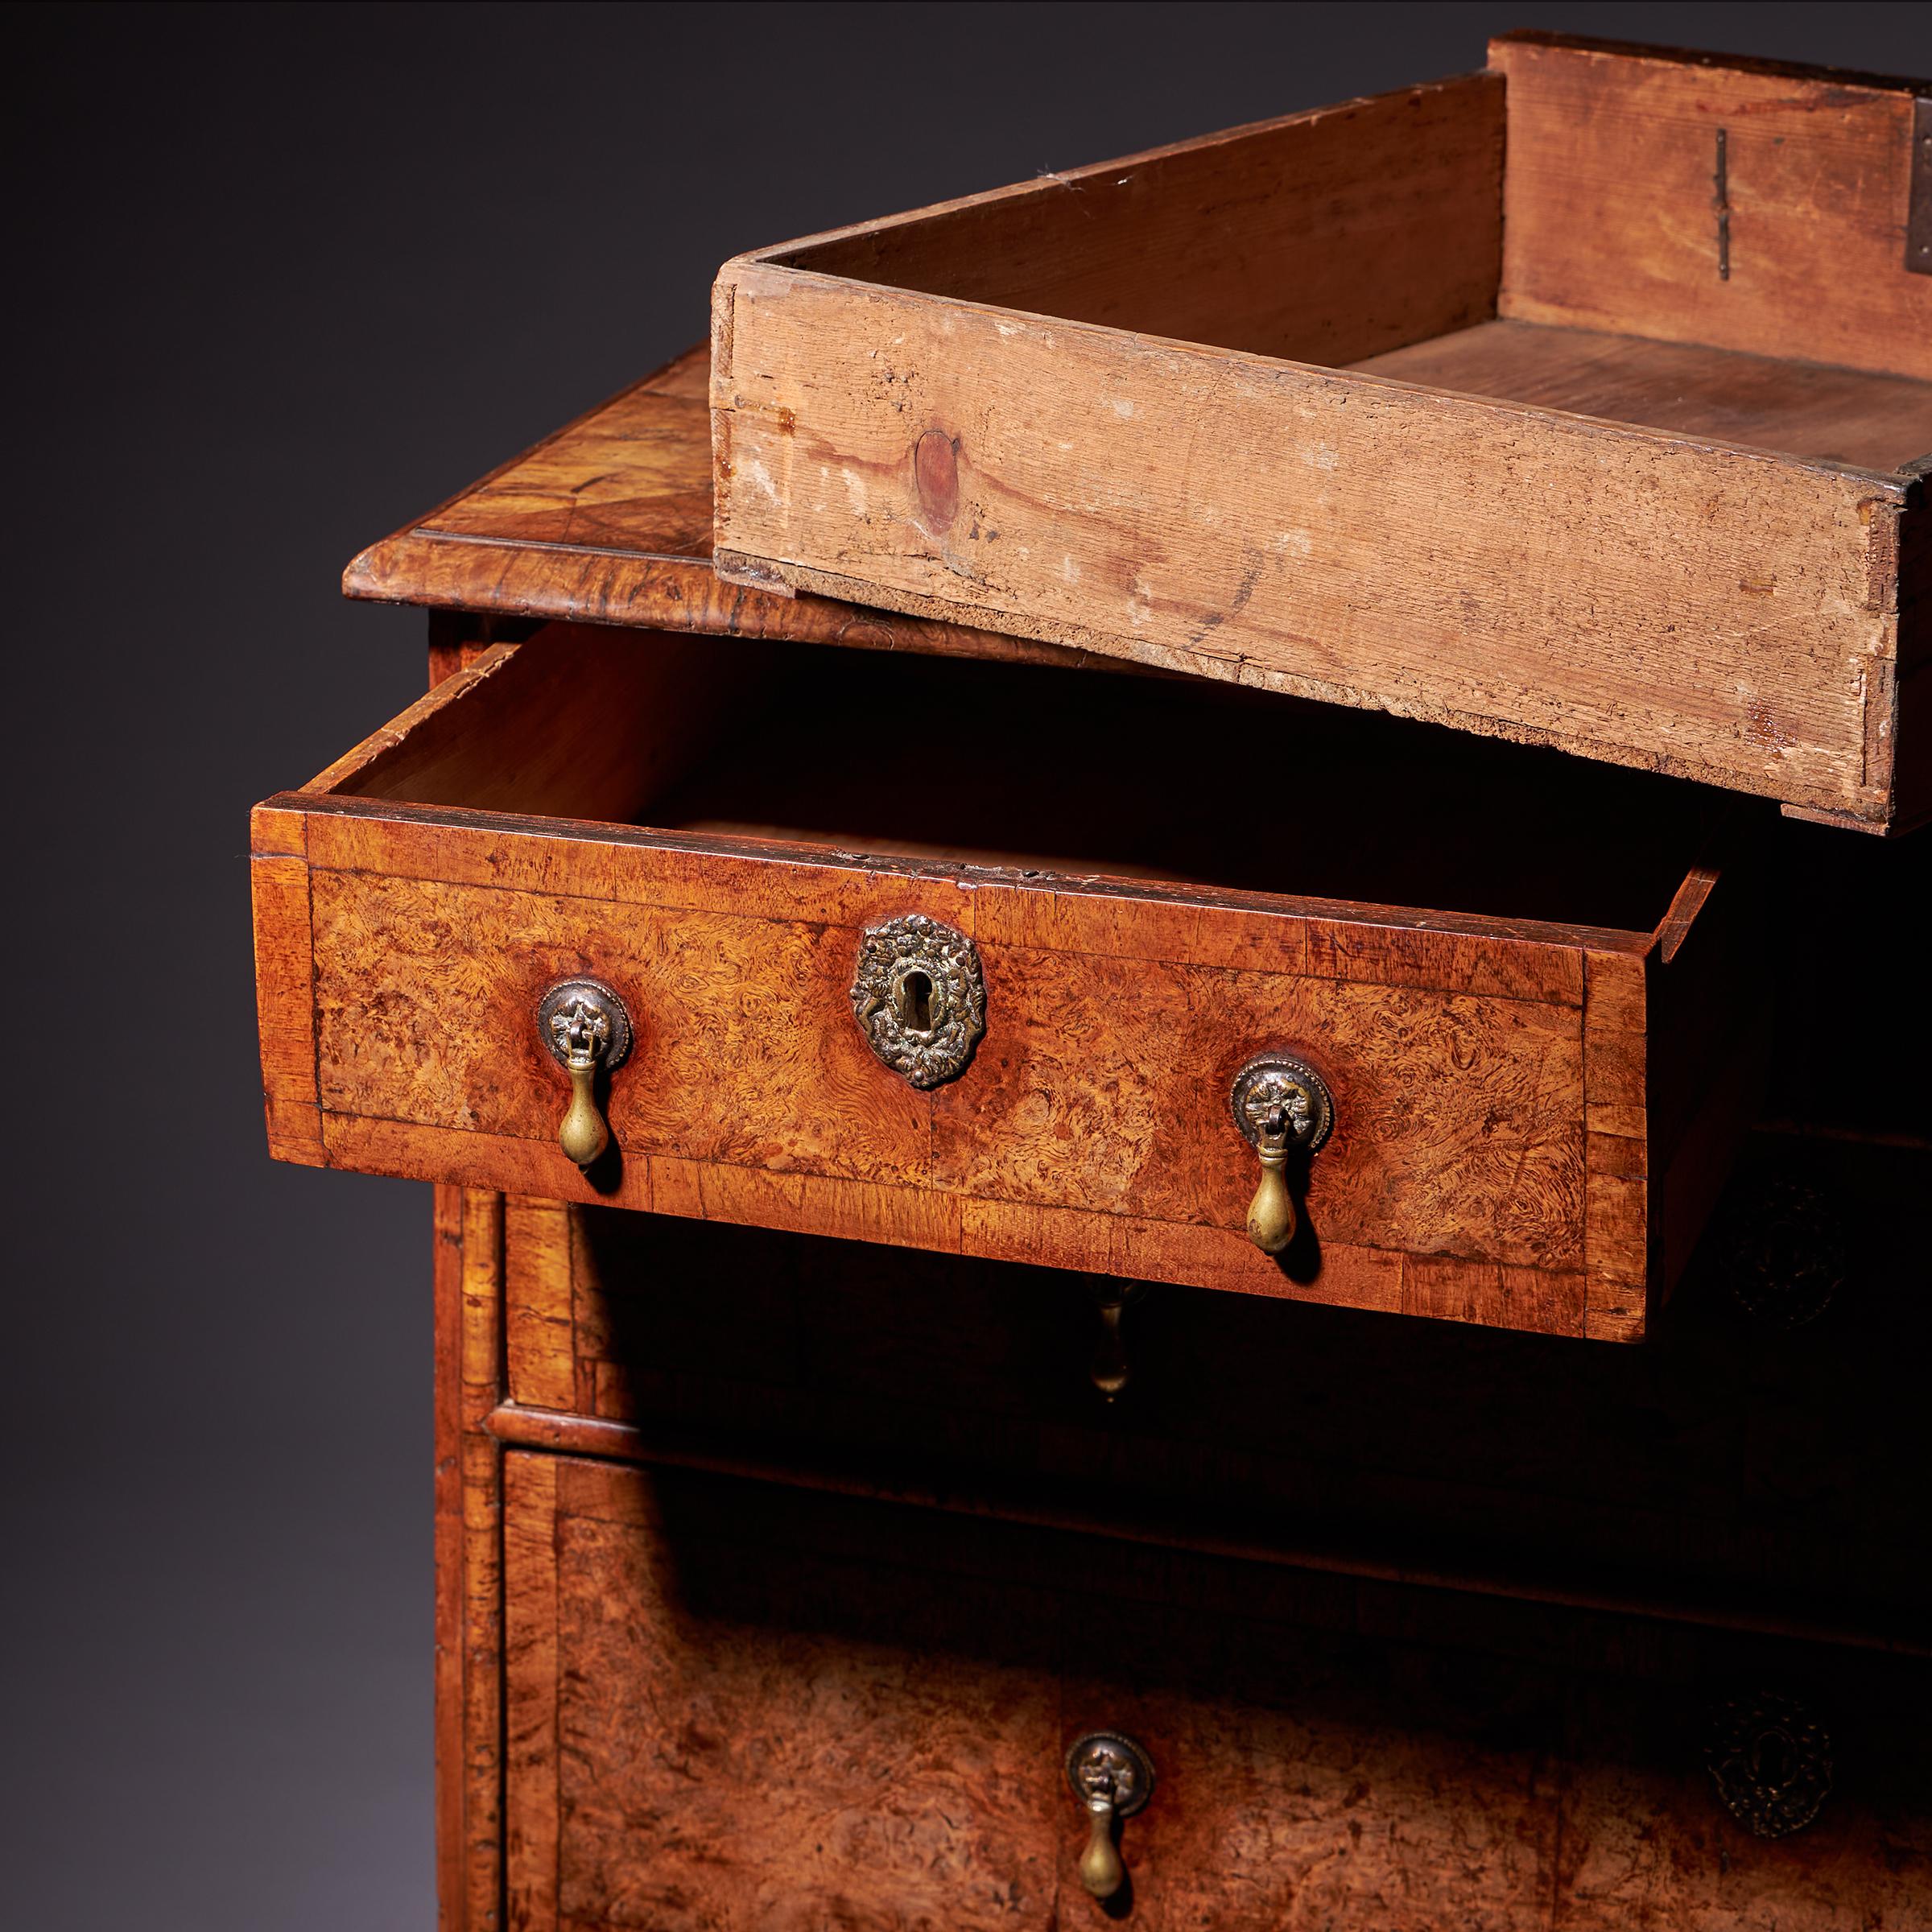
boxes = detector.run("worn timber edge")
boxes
[341,346,1125,677]
[1489,27,1930,95]
[435,1187,504,1932]
[724,542,1924,840]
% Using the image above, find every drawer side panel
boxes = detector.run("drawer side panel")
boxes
[714,265,1897,821]
[778,72,1505,369]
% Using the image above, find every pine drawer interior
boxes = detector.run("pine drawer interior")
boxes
[711,31,1932,832]
[762,33,1932,461]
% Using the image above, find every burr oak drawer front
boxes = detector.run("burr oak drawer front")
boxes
[252,621,1761,1340]
[494,1450,1928,1932]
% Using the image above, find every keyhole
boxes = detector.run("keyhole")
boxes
[1752,1728,1794,1787]
[898,969,934,1031]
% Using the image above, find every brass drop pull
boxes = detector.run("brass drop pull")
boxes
[1088,1282,1149,1402]
[1248,1108,1297,1253]
[1064,1731,1154,1901]
[1229,1053,1335,1256]
[537,978,634,1166]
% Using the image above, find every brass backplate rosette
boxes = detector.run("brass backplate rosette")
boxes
[1705,1694,1832,1839]
[849,914,985,1088]
[1064,1732,1155,1818]
[536,976,634,1072]
[1229,1051,1335,1154]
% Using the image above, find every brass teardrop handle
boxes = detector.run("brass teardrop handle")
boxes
[1065,1731,1154,1901]
[1229,1053,1335,1255]
[537,977,634,1166]
[1088,1282,1150,1402]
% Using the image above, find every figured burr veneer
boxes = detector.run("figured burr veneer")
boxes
[252,621,1764,1342]
[497,1450,1932,1932]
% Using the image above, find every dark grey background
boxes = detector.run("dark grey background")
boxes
[6,3,1926,1924]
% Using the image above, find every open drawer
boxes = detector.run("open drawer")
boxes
[252,623,1762,1342]
[711,31,1932,832]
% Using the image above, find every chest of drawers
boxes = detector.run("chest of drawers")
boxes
[257,31,1932,1927]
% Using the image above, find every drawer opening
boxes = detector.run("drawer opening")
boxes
[324,624,1727,940]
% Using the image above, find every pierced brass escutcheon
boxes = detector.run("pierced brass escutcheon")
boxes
[1229,1053,1335,1256]
[1705,1694,1833,1839]
[1065,1731,1154,1901]
[537,977,634,1166]
[850,914,985,1088]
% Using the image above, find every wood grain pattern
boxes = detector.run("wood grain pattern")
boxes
[1554,1673,1932,1930]
[504,1195,576,1417]
[250,824,322,1166]
[1491,32,1932,380]
[1060,1600,1558,1931]
[503,1451,558,1930]
[497,1451,1932,1930]
[502,1459,1434,1931]
[1581,947,1649,1341]
[344,345,1119,676]
[508,1454,1063,1932]
[300,853,1592,1273]
[713,260,1909,824]
[253,625,1758,1335]
[434,1187,505,1932]
[1355,319,1932,473]
[710,35,1929,828]
[431,1187,468,1931]
[932,942,1587,1272]
[294,858,1596,1323]
[779,72,1505,368]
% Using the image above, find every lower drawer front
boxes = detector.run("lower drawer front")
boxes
[502,1453,1929,1932]
[498,1191,1932,1642]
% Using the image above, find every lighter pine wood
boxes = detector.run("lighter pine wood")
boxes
[712,42,1927,827]
[715,262,1900,815]
[1354,320,1932,474]
[1492,35,1932,382]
